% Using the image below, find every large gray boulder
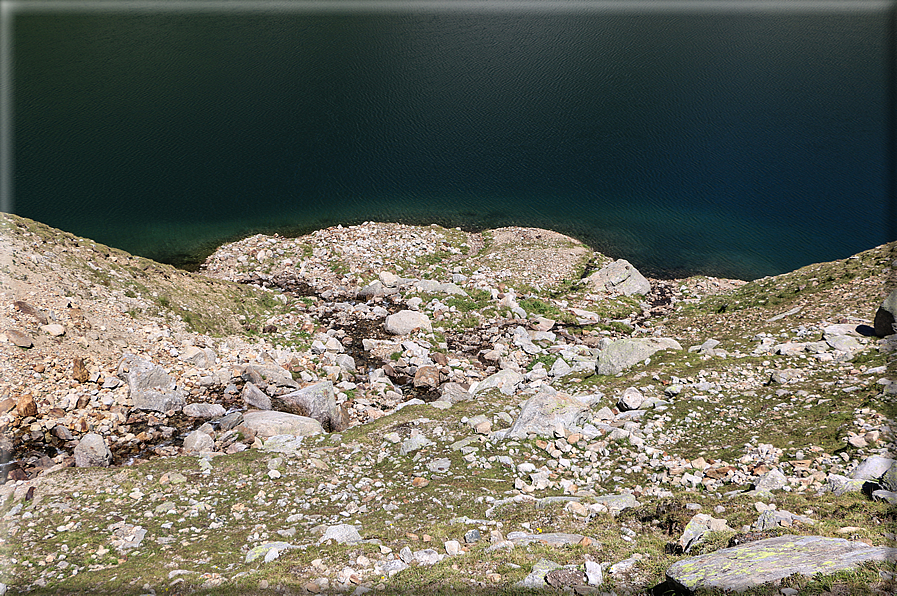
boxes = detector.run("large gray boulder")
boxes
[851,456,895,482]
[596,338,682,376]
[242,410,324,440]
[874,288,897,337]
[242,382,272,410]
[272,381,348,432]
[584,259,651,296]
[508,390,590,438]
[117,354,185,413]
[665,535,897,593]
[385,310,432,335]
[473,369,524,396]
[74,433,112,467]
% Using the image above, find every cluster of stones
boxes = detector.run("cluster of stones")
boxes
[2,217,896,595]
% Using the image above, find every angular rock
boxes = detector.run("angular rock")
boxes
[413,365,441,389]
[182,430,214,454]
[117,354,185,413]
[753,468,788,493]
[183,403,226,419]
[516,558,562,588]
[596,338,682,376]
[439,382,471,403]
[74,433,112,467]
[584,259,651,296]
[272,381,347,432]
[245,541,298,563]
[678,514,733,553]
[242,410,324,440]
[40,324,65,337]
[591,493,641,516]
[13,300,48,324]
[181,345,216,368]
[319,524,362,544]
[882,462,897,492]
[242,382,271,410]
[16,393,37,418]
[585,560,603,586]
[507,391,590,438]
[665,535,897,593]
[72,357,89,383]
[413,548,443,565]
[617,386,645,411]
[473,369,524,396]
[506,532,591,546]
[5,329,33,348]
[241,364,299,390]
[850,456,894,481]
[874,288,897,337]
[384,310,432,335]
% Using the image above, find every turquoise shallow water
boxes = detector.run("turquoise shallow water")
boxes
[10,5,896,279]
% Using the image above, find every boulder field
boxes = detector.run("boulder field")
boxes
[0,214,894,595]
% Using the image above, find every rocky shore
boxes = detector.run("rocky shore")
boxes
[0,213,895,595]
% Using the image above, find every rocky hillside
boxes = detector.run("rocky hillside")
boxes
[0,212,895,595]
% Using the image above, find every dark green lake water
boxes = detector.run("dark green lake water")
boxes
[10,2,896,279]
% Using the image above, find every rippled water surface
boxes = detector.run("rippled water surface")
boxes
[12,4,895,278]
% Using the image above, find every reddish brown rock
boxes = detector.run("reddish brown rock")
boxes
[13,300,48,324]
[72,357,89,383]
[16,393,37,418]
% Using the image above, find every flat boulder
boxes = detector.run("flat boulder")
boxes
[385,310,432,335]
[665,535,897,593]
[242,410,324,440]
[596,338,682,376]
[4,329,33,348]
[874,288,897,337]
[583,259,651,296]
[117,354,185,413]
[507,390,590,438]
[74,433,112,467]
[473,369,524,396]
[182,403,226,419]
[851,456,894,482]
[272,381,348,432]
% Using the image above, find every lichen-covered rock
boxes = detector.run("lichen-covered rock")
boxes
[665,535,897,593]
[596,338,682,376]
[507,390,590,438]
